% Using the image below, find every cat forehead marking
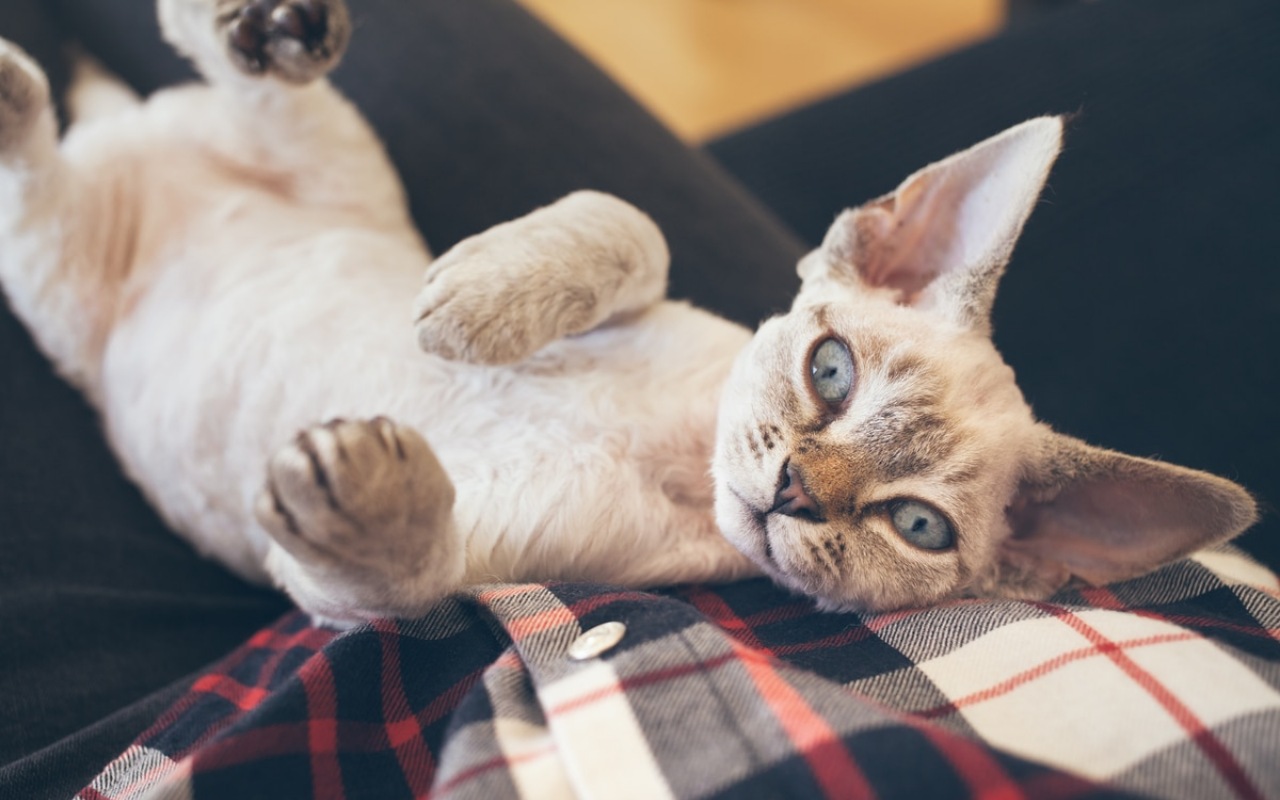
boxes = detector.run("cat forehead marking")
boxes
[832,327,961,483]
[763,305,978,495]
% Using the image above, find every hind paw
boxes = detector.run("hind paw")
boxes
[223,0,350,83]
[256,417,456,575]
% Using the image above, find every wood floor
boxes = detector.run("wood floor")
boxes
[515,0,1005,141]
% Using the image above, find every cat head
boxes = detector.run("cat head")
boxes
[713,116,1257,612]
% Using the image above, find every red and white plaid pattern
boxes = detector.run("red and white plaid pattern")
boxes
[79,545,1280,799]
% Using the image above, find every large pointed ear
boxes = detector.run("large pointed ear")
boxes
[995,429,1259,596]
[809,116,1064,334]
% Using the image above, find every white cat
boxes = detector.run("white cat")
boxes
[0,0,1256,623]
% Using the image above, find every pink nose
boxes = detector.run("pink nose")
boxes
[771,461,822,520]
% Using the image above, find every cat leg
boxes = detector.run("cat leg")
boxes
[254,417,464,624]
[414,191,670,364]
[156,0,413,230]
[0,40,114,388]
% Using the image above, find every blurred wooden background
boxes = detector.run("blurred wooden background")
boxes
[515,0,1005,141]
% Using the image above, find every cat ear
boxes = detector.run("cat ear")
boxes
[995,429,1258,595]
[814,116,1064,334]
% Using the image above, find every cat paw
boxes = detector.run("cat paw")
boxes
[414,256,599,365]
[223,0,350,83]
[414,191,668,365]
[0,41,50,151]
[414,228,607,365]
[255,417,456,576]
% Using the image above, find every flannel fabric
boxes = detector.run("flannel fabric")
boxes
[79,546,1280,799]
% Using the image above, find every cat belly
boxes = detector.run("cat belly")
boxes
[98,217,429,580]
[100,231,752,589]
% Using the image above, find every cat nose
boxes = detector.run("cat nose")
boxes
[771,461,822,520]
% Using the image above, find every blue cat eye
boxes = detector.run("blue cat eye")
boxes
[809,338,855,405]
[890,500,954,550]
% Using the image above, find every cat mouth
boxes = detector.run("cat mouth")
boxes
[728,486,776,566]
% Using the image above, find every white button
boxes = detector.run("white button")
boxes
[568,621,627,661]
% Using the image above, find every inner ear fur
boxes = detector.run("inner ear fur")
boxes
[817,116,1064,334]
[996,428,1258,595]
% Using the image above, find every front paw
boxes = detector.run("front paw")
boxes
[223,0,350,83]
[413,224,607,366]
[414,191,668,365]
[0,41,50,151]
[414,266,599,366]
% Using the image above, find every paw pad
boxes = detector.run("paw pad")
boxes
[256,416,454,570]
[226,0,345,79]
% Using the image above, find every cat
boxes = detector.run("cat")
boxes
[0,0,1257,624]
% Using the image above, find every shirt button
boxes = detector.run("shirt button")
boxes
[568,621,627,661]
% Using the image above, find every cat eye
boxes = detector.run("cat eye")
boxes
[808,338,855,405]
[889,500,954,550]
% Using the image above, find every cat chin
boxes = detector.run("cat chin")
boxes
[713,488,821,595]
[713,521,831,606]
[715,502,894,612]
[718,507,966,614]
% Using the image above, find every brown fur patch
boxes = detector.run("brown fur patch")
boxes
[851,329,893,367]
[884,353,928,382]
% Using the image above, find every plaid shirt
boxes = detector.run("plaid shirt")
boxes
[79,546,1280,799]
